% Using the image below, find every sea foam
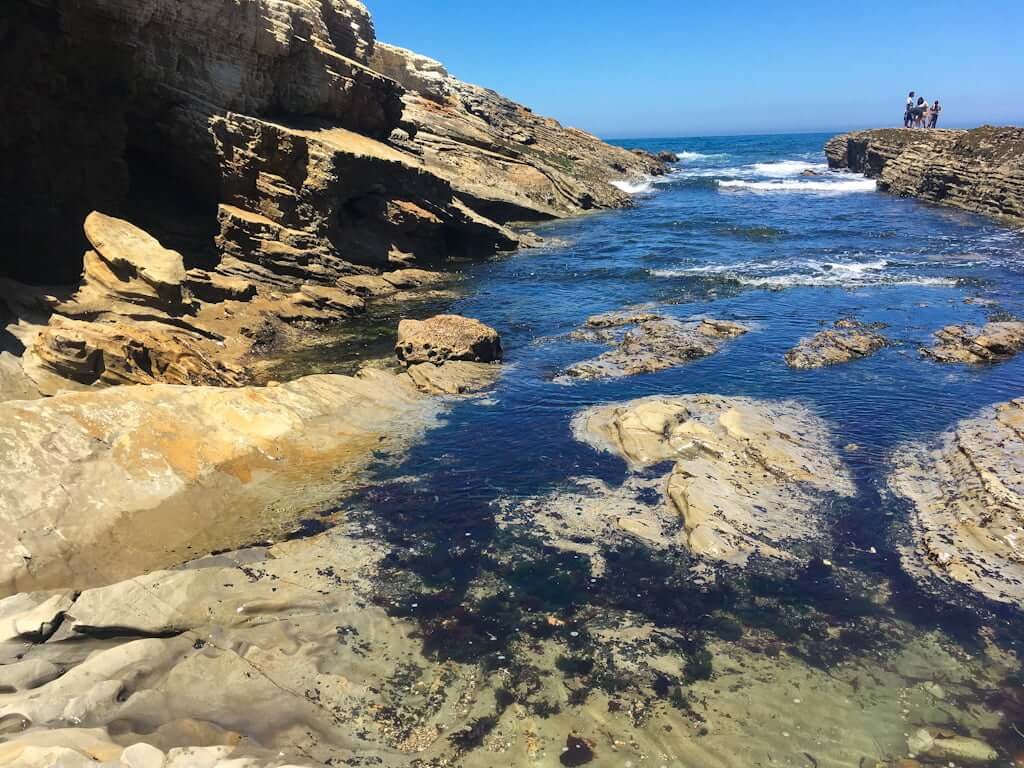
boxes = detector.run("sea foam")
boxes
[611,179,655,194]
[718,178,878,194]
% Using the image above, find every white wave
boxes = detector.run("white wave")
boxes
[611,179,654,194]
[718,178,878,194]
[676,151,729,162]
[649,256,957,288]
[750,160,829,177]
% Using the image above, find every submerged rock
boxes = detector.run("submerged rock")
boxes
[573,394,854,564]
[891,398,1024,605]
[395,314,502,366]
[907,728,998,765]
[785,319,888,369]
[564,315,749,380]
[922,321,1024,363]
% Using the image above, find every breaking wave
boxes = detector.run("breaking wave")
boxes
[718,178,878,194]
[649,256,958,288]
[676,151,730,162]
[611,179,655,194]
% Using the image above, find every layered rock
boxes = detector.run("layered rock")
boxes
[825,127,1024,223]
[922,321,1024,363]
[374,45,664,222]
[574,395,855,564]
[890,398,1024,605]
[785,319,888,369]
[564,313,749,380]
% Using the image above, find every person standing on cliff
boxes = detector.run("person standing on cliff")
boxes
[904,91,916,127]
[928,100,942,128]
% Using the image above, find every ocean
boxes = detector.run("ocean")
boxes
[296,132,1024,766]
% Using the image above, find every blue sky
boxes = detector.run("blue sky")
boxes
[366,0,1024,138]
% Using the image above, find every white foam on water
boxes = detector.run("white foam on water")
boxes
[718,178,878,194]
[611,179,655,194]
[676,151,730,162]
[649,256,957,288]
[750,160,830,177]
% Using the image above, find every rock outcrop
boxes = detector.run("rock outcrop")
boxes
[1,0,664,395]
[395,314,502,366]
[785,319,888,369]
[825,127,1024,223]
[922,321,1024,363]
[564,313,749,380]
[574,395,855,564]
[0,368,439,594]
[891,398,1024,605]
[373,45,664,222]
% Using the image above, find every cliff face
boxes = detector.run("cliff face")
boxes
[0,0,663,396]
[825,127,1024,224]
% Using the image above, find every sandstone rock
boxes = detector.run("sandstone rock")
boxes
[825,127,1024,224]
[0,351,40,403]
[907,728,998,765]
[574,395,854,563]
[370,43,452,103]
[656,151,678,163]
[405,361,501,395]
[565,315,749,380]
[922,321,1024,363]
[83,212,186,304]
[785,319,888,369]
[0,369,436,594]
[395,315,502,366]
[891,398,1024,605]
[183,270,257,304]
[0,591,74,642]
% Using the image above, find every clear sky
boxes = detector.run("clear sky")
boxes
[366,0,1024,139]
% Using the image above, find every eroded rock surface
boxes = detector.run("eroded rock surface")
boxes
[564,314,749,380]
[395,314,502,366]
[0,369,437,594]
[891,398,1024,605]
[573,395,854,563]
[785,319,888,369]
[825,127,1024,224]
[922,321,1024,363]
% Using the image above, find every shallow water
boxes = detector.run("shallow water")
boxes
[317,134,1024,765]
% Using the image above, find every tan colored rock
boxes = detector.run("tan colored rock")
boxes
[183,269,257,304]
[84,212,186,300]
[891,398,1024,605]
[370,43,452,103]
[825,127,1024,224]
[0,369,435,594]
[564,316,749,380]
[923,321,1024,363]
[785,319,888,369]
[0,351,41,403]
[405,360,501,395]
[574,395,854,563]
[0,591,74,642]
[395,314,502,366]
[907,728,998,765]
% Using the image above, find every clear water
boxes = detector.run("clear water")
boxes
[329,133,1024,765]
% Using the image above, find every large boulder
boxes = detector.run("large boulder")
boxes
[395,314,502,366]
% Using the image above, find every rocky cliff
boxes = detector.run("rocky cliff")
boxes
[0,0,662,397]
[824,127,1024,224]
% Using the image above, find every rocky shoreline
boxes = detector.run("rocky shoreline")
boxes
[824,127,1024,224]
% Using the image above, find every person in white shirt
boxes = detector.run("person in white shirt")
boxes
[904,91,915,127]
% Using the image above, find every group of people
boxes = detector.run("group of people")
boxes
[904,91,942,128]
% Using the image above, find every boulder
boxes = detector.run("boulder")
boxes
[83,212,186,305]
[785,319,888,369]
[564,315,749,380]
[907,728,998,765]
[395,315,502,366]
[922,321,1024,363]
[656,151,678,163]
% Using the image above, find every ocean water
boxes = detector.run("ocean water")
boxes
[318,134,1024,766]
